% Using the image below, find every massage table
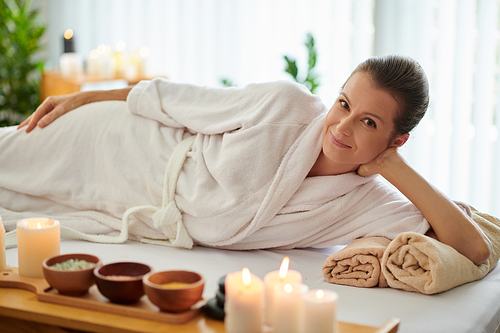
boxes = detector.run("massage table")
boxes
[2,240,500,332]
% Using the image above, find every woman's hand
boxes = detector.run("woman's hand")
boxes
[18,92,89,133]
[17,87,133,133]
[357,147,404,177]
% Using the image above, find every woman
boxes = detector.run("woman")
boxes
[3,55,491,264]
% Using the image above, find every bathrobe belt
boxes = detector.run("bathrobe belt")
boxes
[122,135,196,249]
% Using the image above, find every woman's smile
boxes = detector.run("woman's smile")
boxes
[330,132,351,149]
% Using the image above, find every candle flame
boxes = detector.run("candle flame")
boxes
[284,283,293,293]
[116,41,126,52]
[64,29,73,40]
[279,256,289,280]
[316,289,324,299]
[242,267,251,286]
[37,222,42,229]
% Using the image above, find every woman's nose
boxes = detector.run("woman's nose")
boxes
[337,114,353,136]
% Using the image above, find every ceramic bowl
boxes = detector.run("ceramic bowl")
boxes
[143,270,205,313]
[93,262,152,304]
[42,253,102,296]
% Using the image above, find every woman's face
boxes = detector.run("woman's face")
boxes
[320,72,402,174]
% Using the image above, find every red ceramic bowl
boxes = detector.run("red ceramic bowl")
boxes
[43,253,102,296]
[143,270,205,313]
[93,262,152,304]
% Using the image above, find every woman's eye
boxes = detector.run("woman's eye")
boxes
[340,99,349,110]
[364,118,377,128]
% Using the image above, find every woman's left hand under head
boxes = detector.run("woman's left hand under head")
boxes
[356,147,404,177]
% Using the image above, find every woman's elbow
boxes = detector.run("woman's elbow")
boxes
[469,239,492,266]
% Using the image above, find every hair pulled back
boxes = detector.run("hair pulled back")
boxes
[345,54,429,136]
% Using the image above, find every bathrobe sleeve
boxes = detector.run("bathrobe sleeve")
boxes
[127,78,317,134]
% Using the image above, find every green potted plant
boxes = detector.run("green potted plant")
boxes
[283,33,320,94]
[221,33,321,94]
[0,0,45,127]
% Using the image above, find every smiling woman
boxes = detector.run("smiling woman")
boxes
[0,54,492,267]
[311,72,402,176]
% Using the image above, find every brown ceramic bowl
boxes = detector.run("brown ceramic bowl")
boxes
[93,262,152,304]
[43,253,102,296]
[143,270,205,313]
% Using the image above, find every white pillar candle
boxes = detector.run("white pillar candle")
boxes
[59,53,83,77]
[264,256,302,326]
[273,282,309,333]
[0,215,11,272]
[301,289,338,333]
[17,218,60,278]
[225,267,264,333]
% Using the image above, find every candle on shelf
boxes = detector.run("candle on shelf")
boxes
[264,256,302,326]
[96,44,114,79]
[59,29,83,77]
[63,28,75,53]
[225,267,264,333]
[17,218,60,278]
[87,49,100,77]
[273,282,309,333]
[301,289,339,333]
[1,215,12,272]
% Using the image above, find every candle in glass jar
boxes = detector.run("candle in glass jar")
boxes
[273,282,309,333]
[225,267,264,333]
[17,218,60,278]
[264,256,302,326]
[1,215,11,272]
[301,289,338,333]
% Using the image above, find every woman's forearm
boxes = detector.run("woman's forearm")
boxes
[19,86,134,132]
[80,86,133,104]
[380,156,492,265]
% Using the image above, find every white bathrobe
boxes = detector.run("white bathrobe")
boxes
[0,79,429,249]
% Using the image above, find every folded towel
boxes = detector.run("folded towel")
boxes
[382,208,500,294]
[322,237,391,288]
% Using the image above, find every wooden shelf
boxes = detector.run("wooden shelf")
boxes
[40,71,155,101]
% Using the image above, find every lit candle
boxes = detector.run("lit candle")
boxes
[96,44,114,79]
[1,215,12,272]
[60,29,83,77]
[17,218,60,278]
[264,257,302,326]
[225,267,264,333]
[301,289,338,333]
[273,282,309,333]
[87,49,100,76]
[63,29,75,53]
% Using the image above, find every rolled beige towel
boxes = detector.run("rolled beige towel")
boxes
[382,208,500,294]
[322,237,391,288]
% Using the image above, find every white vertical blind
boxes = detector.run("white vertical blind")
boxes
[33,0,499,216]
[375,0,500,216]
[470,0,498,214]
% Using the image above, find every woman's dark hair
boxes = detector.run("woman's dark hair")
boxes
[344,54,429,136]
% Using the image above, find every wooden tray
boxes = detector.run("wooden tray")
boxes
[0,268,205,325]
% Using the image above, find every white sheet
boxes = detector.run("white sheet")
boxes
[5,240,500,333]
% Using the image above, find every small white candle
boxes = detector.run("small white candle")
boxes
[1,215,12,272]
[264,257,302,326]
[273,282,309,333]
[225,267,264,333]
[17,218,60,278]
[301,289,338,333]
[59,53,83,77]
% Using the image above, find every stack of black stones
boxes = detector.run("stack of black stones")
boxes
[204,275,226,320]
